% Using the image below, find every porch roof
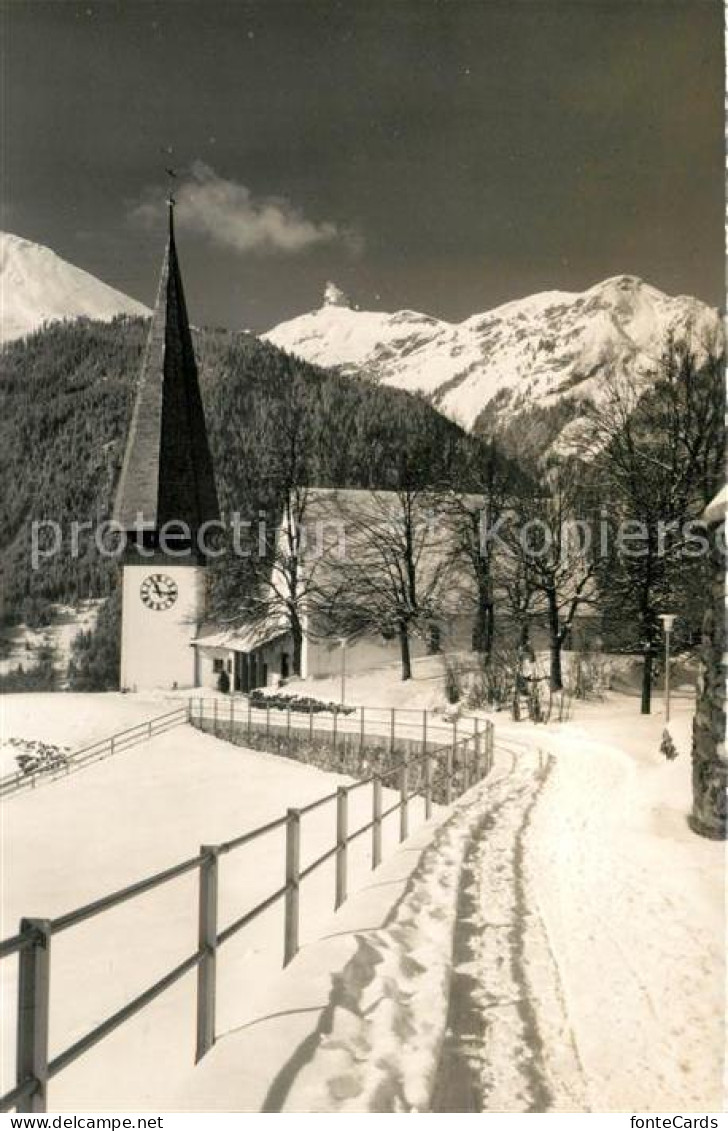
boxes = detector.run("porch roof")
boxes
[193,621,290,653]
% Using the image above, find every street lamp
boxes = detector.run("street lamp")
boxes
[658,614,677,722]
[339,637,348,705]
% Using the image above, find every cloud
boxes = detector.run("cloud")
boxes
[131,162,362,255]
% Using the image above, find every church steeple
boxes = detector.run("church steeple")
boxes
[113,201,219,548]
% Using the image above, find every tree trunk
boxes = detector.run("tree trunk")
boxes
[641,646,653,715]
[549,642,563,693]
[546,592,563,692]
[291,616,303,677]
[472,584,494,660]
[484,602,495,658]
[690,531,727,838]
[399,623,412,681]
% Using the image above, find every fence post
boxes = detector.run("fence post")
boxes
[446,743,453,806]
[473,718,480,779]
[266,703,271,742]
[399,758,409,842]
[187,698,193,724]
[424,750,433,820]
[284,809,300,966]
[333,707,338,753]
[488,721,494,772]
[110,734,115,758]
[196,846,219,1063]
[213,698,218,738]
[229,696,235,741]
[422,709,427,752]
[309,702,314,743]
[16,918,51,1113]
[335,787,348,909]
[247,696,252,740]
[372,774,382,869]
[286,704,291,744]
[360,706,365,751]
[463,739,470,792]
[390,708,396,754]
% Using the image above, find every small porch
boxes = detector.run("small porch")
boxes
[193,622,293,692]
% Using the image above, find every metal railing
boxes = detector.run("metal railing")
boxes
[0,710,495,1112]
[191,695,483,756]
[0,706,189,798]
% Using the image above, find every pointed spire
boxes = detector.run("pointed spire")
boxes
[113,205,219,548]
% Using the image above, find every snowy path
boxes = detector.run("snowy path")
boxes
[430,747,588,1112]
[527,726,725,1112]
[432,717,724,1113]
[260,710,723,1113]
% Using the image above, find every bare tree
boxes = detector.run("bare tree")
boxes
[443,440,517,661]
[579,342,724,713]
[321,488,454,680]
[502,457,597,692]
[207,378,318,676]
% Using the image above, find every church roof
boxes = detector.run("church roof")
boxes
[113,203,219,534]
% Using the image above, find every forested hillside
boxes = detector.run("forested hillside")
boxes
[0,316,467,626]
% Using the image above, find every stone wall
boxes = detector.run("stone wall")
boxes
[190,715,488,806]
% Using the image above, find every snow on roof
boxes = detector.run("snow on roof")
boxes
[193,620,289,653]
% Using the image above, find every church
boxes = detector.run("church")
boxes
[112,200,220,692]
[113,206,478,693]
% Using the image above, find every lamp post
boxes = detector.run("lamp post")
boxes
[658,614,676,722]
[339,637,347,705]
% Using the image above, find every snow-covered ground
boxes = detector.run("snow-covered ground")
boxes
[0,694,433,1110]
[177,693,724,1112]
[1,685,723,1112]
[0,688,178,775]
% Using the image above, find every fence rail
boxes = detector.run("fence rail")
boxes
[0,706,189,798]
[0,698,496,1113]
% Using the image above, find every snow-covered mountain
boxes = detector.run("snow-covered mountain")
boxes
[1,232,150,343]
[264,276,721,432]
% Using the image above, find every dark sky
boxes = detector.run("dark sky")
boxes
[4,0,724,330]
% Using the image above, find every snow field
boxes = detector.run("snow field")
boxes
[177,746,528,1112]
[1,708,435,1110]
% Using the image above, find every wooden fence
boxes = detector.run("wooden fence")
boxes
[0,706,188,799]
[0,703,495,1113]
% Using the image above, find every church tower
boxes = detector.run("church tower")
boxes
[113,200,219,691]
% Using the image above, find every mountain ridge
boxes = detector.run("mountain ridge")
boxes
[264,275,722,433]
[1,231,150,343]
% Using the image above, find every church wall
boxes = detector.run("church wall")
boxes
[120,563,206,691]
[303,612,476,679]
[196,646,234,690]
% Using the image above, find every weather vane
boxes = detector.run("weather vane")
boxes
[161,145,177,208]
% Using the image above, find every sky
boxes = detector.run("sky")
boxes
[3,0,724,331]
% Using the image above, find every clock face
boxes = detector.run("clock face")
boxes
[140,573,178,611]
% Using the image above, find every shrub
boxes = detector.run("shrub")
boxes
[248,689,355,715]
[660,729,679,761]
